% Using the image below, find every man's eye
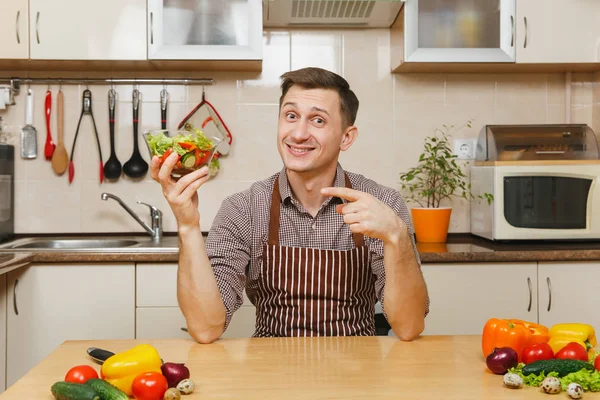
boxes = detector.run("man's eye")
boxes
[286,113,296,120]
[313,117,324,124]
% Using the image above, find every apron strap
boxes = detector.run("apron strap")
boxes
[268,173,365,248]
[268,177,282,246]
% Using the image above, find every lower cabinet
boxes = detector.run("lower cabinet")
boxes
[135,263,256,340]
[538,261,600,330]
[6,263,135,388]
[0,274,6,392]
[420,262,538,335]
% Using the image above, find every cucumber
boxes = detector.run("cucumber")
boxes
[51,381,99,400]
[85,379,129,400]
[522,359,594,377]
[181,153,196,168]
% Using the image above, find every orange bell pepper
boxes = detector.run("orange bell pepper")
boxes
[482,318,549,362]
[508,319,550,345]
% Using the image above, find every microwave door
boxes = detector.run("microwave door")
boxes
[504,176,592,230]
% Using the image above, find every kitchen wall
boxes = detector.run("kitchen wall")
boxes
[0,29,598,235]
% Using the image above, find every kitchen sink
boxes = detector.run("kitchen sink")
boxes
[8,238,140,250]
[0,235,180,253]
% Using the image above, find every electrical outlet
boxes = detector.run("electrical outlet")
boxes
[453,138,477,160]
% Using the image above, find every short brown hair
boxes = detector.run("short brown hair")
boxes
[279,67,359,128]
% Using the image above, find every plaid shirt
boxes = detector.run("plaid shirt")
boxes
[205,163,429,331]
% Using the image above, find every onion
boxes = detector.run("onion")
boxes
[161,362,191,388]
[486,347,518,375]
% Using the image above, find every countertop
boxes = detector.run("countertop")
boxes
[1,335,594,399]
[2,233,600,264]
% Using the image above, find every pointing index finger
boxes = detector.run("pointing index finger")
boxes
[321,187,363,202]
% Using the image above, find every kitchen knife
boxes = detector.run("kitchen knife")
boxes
[87,347,115,365]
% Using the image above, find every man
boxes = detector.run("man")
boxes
[151,67,429,343]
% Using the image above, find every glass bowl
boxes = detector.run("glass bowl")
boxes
[143,129,222,178]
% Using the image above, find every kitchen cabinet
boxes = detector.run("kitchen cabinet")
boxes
[6,263,135,388]
[420,262,538,335]
[147,0,262,70]
[392,0,600,72]
[0,274,6,393]
[515,0,600,63]
[538,261,600,329]
[28,0,146,60]
[136,263,256,339]
[397,0,516,63]
[0,1,29,59]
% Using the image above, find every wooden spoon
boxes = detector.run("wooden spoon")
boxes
[51,90,68,175]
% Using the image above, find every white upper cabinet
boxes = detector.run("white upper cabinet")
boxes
[401,0,516,63]
[515,0,600,63]
[28,0,146,60]
[147,0,263,60]
[0,0,29,59]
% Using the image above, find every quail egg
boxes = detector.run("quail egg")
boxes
[176,378,195,394]
[503,373,524,389]
[541,376,561,394]
[566,382,584,399]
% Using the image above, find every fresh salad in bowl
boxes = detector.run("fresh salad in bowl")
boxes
[144,129,221,177]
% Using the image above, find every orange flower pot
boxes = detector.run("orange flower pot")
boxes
[411,207,452,243]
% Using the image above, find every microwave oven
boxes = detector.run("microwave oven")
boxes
[470,124,600,241]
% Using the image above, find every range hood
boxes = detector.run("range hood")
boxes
[263,0,404,28]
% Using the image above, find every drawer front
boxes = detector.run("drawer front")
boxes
[136,306,257,339]
[136,263,251,307]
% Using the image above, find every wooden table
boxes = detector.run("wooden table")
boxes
[1,335,598,399]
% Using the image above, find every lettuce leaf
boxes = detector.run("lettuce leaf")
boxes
[508,363,559,387]
[561,369,600,392]
[145,130,216,157]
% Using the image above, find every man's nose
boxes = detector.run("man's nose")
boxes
[290,119,310,141]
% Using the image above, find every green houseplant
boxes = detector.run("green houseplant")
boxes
[399,121,492,243]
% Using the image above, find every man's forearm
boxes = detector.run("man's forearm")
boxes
[177,225,226,343]
[382,229,428,341]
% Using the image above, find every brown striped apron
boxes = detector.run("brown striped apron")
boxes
[251,174,377,337]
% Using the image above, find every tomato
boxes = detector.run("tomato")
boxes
[64,365,99,384]
[555,342,588,362]
[194,150,211,167]
[522,343,554,364]
[595,355,600,371]
[159,148,172,164]
[132,372,168,400]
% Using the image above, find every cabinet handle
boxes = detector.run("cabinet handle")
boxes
[523,17,528,48]
[35,12,40,44]
[13,278,19,315]
[15,11,20,44]
[181,327,188,332]
[510,15,514,47]
[546,277,552,312]
[527,277,532,312]
[150,12,154,45]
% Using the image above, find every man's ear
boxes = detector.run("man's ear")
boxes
[340,125,358,151]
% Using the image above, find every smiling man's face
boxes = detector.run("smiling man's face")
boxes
[277,85,354,176]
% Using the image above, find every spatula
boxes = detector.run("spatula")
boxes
[20,88,37,159]
[51,90,68,175]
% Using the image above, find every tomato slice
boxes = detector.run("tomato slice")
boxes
[159,148,172,164]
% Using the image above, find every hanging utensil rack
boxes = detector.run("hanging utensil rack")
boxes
[0,77,215,105]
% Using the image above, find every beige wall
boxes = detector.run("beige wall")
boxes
[0,29,597,235]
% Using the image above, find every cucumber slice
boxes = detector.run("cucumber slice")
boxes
[181,153,197,168]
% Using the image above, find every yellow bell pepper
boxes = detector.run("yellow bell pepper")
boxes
[548,323,597,358]
[100,344,162,396]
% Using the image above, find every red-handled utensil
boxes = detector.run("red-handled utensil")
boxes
[44,90,55,160]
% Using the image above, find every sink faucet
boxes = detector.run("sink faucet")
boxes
[101,193,163,241]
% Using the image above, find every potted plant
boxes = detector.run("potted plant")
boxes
[399,121,493,243]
